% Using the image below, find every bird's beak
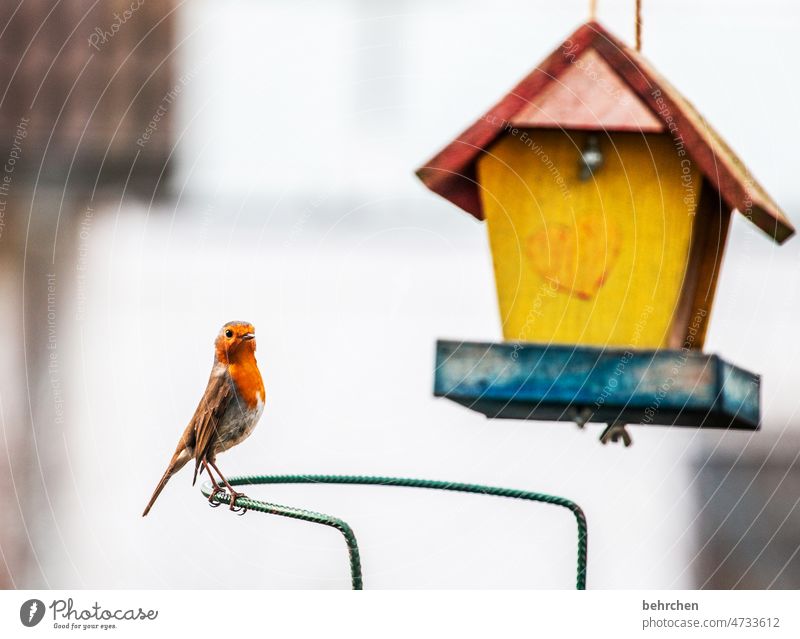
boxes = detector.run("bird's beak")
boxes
[241,332,255,341]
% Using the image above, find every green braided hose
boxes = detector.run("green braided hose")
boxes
[201,474,588,590]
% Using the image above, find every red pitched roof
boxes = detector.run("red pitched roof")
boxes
[416,21,794,244]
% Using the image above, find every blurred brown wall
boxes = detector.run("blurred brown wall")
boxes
[0,0,176,588]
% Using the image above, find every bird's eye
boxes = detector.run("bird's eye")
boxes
[225,329,234,338]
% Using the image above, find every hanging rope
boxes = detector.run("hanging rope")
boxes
[202,474,589,590]
[589,0,597,20]
[635,0,643,51]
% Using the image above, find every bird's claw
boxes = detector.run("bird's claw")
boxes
[229,492,248,515]
[207,485,227,508]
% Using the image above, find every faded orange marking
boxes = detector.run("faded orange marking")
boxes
[526,215,623,300]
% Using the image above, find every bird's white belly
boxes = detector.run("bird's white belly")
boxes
[215,393,264,453]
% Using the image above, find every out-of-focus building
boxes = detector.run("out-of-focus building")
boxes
[0,0,176,588]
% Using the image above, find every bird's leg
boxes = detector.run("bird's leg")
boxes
[202,459,226,508]
[209,460,248,514]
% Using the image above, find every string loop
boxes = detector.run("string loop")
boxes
[590,0,642,52]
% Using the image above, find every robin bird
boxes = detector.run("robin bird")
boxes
[142,321,265,517]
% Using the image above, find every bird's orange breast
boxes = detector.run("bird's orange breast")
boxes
[227,356,265,409]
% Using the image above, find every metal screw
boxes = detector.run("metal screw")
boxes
[599,421,632,446]
[571,407,593,429]
[578,134,604,181]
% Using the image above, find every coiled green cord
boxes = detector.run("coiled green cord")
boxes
[201,474,588,590]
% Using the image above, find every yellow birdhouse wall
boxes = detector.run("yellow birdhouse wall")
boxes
[477,130,701,349]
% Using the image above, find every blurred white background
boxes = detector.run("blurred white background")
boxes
[2,0,800,589]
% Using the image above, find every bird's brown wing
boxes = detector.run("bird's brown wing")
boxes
[188,370,234,485]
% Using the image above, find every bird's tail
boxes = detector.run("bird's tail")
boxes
[142,448,191,517]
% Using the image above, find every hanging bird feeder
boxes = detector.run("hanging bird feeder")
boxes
[417,20,794,444]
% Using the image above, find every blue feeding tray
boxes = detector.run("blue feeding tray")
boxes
[434,340,759,443]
